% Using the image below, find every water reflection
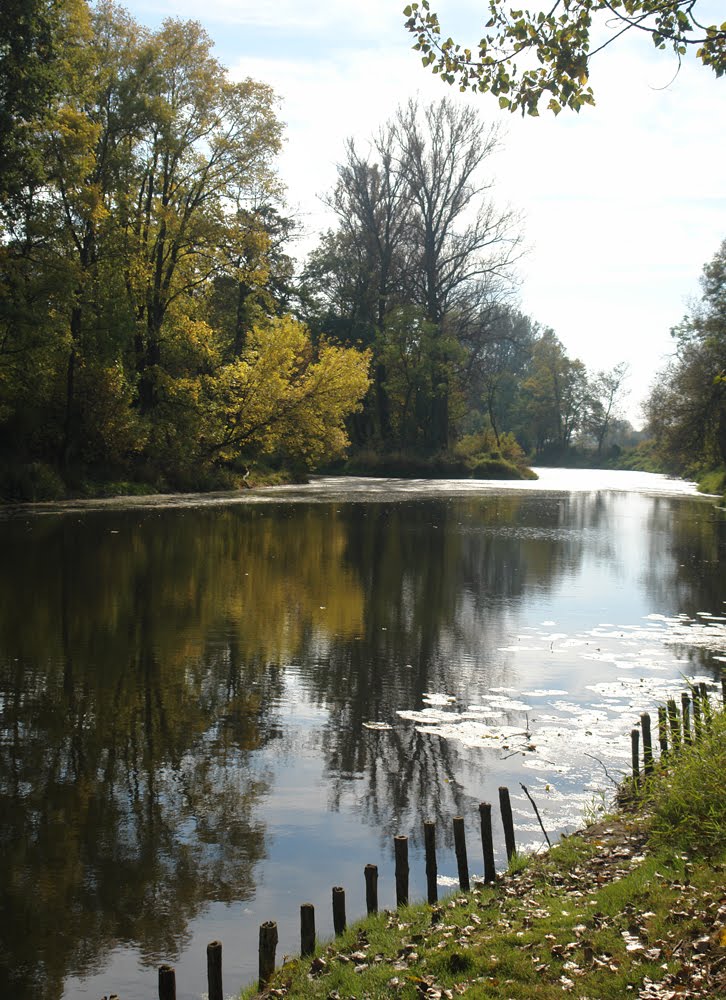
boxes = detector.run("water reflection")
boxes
[0,480,723,999]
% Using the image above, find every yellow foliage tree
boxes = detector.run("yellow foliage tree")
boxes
[203,316,371,470]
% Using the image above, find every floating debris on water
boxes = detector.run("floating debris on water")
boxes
[421,692,457,706]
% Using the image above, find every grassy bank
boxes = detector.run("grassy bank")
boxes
[244,702,726,999]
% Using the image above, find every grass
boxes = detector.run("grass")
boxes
[243,698,726,999]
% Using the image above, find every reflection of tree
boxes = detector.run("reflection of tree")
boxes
[299,496,588,844]
[1,487,692,998]
[0,504,366,1000]
[642,496,726,673]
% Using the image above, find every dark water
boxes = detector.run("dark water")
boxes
[0,471,724,1000]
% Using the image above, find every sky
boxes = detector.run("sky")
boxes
[123,0,726,428]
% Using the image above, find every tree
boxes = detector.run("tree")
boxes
[403,1,726,115]
[305,98,521,454]
[585,361,630,456]
[0,0,90,215]
[645,239,726,472]
[0,4,372,493]
[521,328,588,454]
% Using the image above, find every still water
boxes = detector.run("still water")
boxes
[1,470,724,1000]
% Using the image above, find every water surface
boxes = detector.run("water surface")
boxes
[0,470,724,999]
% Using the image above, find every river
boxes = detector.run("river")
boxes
[0,469,724,1000]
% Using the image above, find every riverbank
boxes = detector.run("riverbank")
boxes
[243,704,726,1000]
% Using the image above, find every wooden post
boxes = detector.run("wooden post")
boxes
[479,802,496,883]
[206,941,223,1000]
[693,689,702,740]
[453,816,470,891]
[300,903,315,956]
[364,864,378,914]
[699,683,711,726]
[681,693,691,746]
[423,820,438,904]
[499,786,517,862]
[258,921,278,990]
[158,965,176,1000]
[332,886,346,935]
[721,670,726,708]
[630,728,640,784]
[667,698,680,751]
[640,713,653,775]
[394,835,409,907]
[657,706,668,757]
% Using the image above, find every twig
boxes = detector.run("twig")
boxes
[519,782,551,848]
[584,752,621,787]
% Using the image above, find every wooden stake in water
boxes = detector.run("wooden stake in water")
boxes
[424,820,438,904]
[453,816,470,891]
[206,941,223,1000]
[479,802,496,883]
[158,965,176,1000]
[332,887,346,935]
[640,713,653,775]
[300,903,315,957]
[681,693,691,745]
[693,688,703,740]
[699,683,711,726]
[499,786,517,862]
[364,863,378,914]
[658,706,668,757]
[631,728,640,784]
[394,835,409,907]
[667,698,680,751]
[258,922,278,990]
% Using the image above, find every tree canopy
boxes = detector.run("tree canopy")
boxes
[0,1,371,497]
[403,1,726,114]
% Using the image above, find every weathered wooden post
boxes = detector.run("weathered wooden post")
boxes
[499,786,517,862]
[667,698,680,751]
[699,683,712,726]
[657,706,668,756]
[681,693,691,745]
[693,688,703,740]
[206,941,223,1000]
[630,728,640,785]
[423,820,438,904]
[364,864,378,914]
[258,922,278,990]
[158,964,176,1000]
[394,835,409,907]
[640,712,653,775]
[479,802,496,883]
[300,903,315,956]
[452,816,470,891]
[332,887,346,935]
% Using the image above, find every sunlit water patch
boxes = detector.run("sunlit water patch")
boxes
[396,611,726,845]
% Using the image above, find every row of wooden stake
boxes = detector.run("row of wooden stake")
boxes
[629,681,721,782]
[152,788,520,1000]
[140,675,724,1000]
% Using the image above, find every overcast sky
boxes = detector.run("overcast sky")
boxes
[124,0,725,427]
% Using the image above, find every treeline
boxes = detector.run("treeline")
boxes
[297,99,633,474]
[0,0,369,499]
[0,1,636,500]
[643,239,726,493]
